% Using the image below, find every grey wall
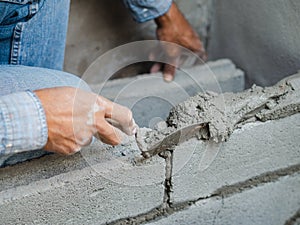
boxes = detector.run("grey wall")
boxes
[209,0,300,87]
[65,0,300,87]
[64,0,212,76]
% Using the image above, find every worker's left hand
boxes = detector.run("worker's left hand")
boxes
[151,2,207,82]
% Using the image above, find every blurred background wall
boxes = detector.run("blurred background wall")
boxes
[64,0,212,77]
[64,0,300,87]
[208,0,300,87]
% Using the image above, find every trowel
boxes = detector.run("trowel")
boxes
[135,123,205,158]
[135,123,221,171]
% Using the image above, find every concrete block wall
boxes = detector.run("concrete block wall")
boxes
[1,116,299,224]
[1,62,299,224]
[0,140,166,224]
[148,174,300,225]
[171,115,300,203]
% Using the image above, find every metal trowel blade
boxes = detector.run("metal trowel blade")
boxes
[139,123,205,158]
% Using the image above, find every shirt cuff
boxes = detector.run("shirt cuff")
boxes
[0,91,48,155]
[124,0,172,23]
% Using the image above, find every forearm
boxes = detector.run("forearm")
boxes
[0,64,91,156]
[0,91,48,155]
[154,2,183,28]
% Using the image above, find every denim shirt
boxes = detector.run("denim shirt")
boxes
[124,0,172,23]
[0,0,172,156]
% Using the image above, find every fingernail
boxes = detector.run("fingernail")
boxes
[131,119,138,135]
[164,74,173,82]
[74,146,82,153]
[91,136,96,145]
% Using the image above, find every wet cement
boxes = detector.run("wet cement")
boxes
[141,73,300,150]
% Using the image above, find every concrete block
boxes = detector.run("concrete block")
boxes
[91,59,245,127]
[147,174,300,225]
[0,137,166,224]
[171,113,300,203]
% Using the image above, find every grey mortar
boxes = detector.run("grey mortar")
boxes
[1,70,300,224]
[106,73,300,224]
[141,72,300,150]
[108,165,300,225]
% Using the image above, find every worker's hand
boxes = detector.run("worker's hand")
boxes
[34,87,137,155]
[151,2,207,82]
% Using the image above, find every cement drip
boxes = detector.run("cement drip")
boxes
[142,73,300,148]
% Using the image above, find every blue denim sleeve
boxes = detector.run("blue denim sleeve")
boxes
[123,0,172,23]
[0,91,48,155]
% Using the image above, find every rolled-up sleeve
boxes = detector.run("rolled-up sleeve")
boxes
[0,91,48,155]
[123,0,172,23]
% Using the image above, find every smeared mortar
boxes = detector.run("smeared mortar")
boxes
[139,73,300,153]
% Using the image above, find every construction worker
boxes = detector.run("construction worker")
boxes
[0,0,205,159]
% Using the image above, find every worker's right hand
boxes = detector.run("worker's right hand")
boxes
[151,2,207,82]
[34,87,137,155]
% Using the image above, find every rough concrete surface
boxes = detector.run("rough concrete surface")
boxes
[147,174,300,225]
[0,138,166,224]
[209,0,300,87]
[141,72,300,152]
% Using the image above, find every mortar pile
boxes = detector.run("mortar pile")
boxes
[141,73,300,150]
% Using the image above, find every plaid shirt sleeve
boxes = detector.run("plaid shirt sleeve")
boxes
[0,91,48,155]
[123,0,172,23]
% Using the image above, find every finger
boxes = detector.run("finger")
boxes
[73,122,96,146]
[163,64,176,82]
[163,56,180,82]
[99,98,137,136]
[94,116,123,146]
[94,129,123,146]
[45,140,82,155]
[106,118,138,136]
[114,110,137,136]
[192,43,207,62]
[192,39,207,62]
[150,63,162,73]
[149,43,165,61]
[75,133,94,146]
